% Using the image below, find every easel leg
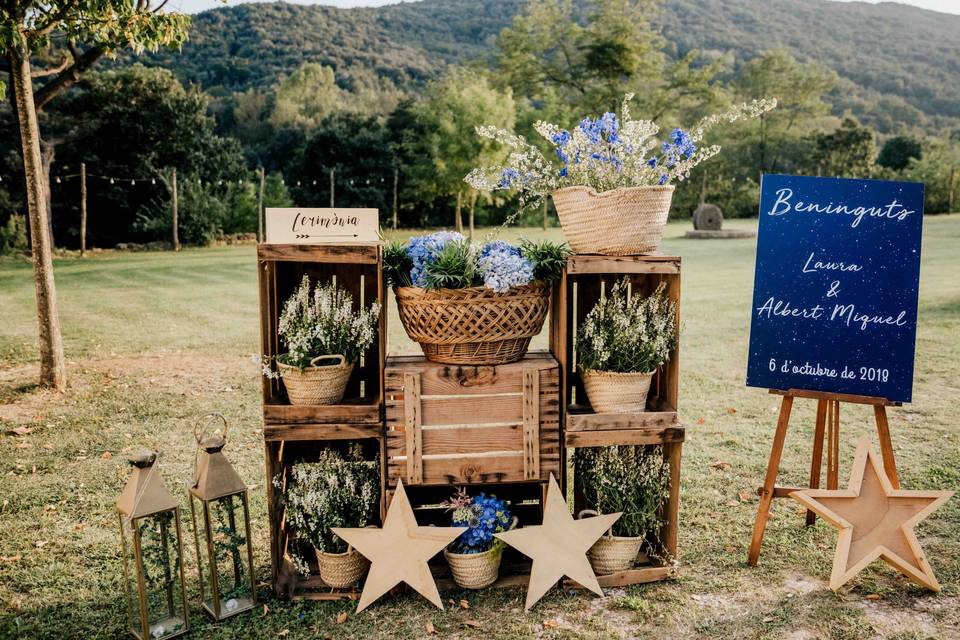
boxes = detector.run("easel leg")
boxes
[748,395,794,566]
[806,400,828,526]
[826,400,840,489]
[874,404,900,489]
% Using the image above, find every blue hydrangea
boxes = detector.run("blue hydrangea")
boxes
[450,494,512,554]
[477,241,534,293]
[408,231,464,287]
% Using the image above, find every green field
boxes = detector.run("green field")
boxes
[1,217,958,639]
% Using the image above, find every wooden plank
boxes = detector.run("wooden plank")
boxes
[566,411,680,432]
[263,400,381,425]
[387,454,562,487]
[523,368,540,480]
[769,388,900,407]
[385,360,557,397]
[567,255,681,275]
[664,442,682,558]
[420,425,523,455]
[404,372,423,484]
[262,423,383,442]
[664,268,681,412]
[576,565,677,588]
[564,428,685,448]
[257,243,380,264]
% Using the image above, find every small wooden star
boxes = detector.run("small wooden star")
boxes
[791,436,953,591]
[333,480,465,612]
[495,474,620,610]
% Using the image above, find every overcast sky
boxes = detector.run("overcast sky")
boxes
[168,0,960,16]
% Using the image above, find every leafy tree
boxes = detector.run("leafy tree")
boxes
[809,117,876,178]
[0,0,188,389]
[270,63,342,130]
[907,134,960,214]
[733,50,837,175]
[407,68,514,231]
[878,135,922,171]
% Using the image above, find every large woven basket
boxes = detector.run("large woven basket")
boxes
[581,369,654,414]
[579,511,644,575]
[277,355,353,405]
[317,547,369,589]
[394,283,550,365]
[552,185,674,255]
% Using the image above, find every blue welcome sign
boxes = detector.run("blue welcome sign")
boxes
[746,174,924,402]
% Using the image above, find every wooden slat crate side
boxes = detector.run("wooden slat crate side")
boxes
[257,243,380,264]
[383,355,560,487]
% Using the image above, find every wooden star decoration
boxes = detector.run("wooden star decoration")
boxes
[495,474,620,610]
[791,436,953,592]
[332,480,465,612]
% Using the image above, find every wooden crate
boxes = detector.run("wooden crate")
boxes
[550,254,681,430]
[258,243,386,426]
[264,436,385,600]
[384,352,561,488]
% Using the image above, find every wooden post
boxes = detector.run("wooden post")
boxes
[329,168,335,207]
[454,190,463,232]
[392,166,399,230]
[79,162,87,256]
[948,165,956,213]
[257,167,265,243]
[171,168,180,251]
[542,200,547,231]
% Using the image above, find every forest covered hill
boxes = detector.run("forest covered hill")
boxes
[133,0,960,133]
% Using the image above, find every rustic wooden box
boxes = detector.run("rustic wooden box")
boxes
[550,254,681,431]
[384,352,561,488]
[264,435,385,600]
[258,243,386,428]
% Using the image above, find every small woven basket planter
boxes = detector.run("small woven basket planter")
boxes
[394,283,551,365]
[277,355,354,405]
[579,510,645,575]
[552,185,674,255]
[444,546,504,590]
[317,547,369,589]
[581,369,654,414]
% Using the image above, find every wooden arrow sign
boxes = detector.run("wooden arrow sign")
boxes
[266,208,379,244]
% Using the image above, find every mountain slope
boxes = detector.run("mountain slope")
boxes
[135,0,960,131]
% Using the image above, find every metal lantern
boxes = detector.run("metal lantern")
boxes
[117,451,190,640]
[188,414,256,620]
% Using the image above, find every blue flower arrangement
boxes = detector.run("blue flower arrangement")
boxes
[444,489,513,554]
[384,233,569,293]
[465,94,778,212]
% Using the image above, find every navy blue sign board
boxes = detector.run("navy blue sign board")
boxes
[746,174,924,403]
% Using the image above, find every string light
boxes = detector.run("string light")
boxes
[56,177,61,184]
[130,180,136,186]
[110,178,114,184]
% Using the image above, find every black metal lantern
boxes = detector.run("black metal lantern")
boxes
[188,414,256,620]
[117,451,190,640]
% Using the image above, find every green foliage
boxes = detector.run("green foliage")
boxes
[275,276,381,367]
[136,176,226,246]
[809,118,876,178]
[0,214,27,255]
[577,278,677,374]
[878,136,923,171]
[574,445,669,538]
[906,136,960,214]
[278,445,380,556]
[519,238,570,282]
[383,239,414,287]
[423,240,478,290]
[209,495,251,601]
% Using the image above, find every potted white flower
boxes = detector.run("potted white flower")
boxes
[262,275,380,405]
[277,446,380,588]
[465,95,776,255]
[575,445,670,574]
[576,277,676,414]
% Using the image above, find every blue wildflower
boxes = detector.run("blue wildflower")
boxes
[599,112,619,135]
[559,167,568,178]
[647,157,658,167]
[498,168,520,189]
[658,173,669,185]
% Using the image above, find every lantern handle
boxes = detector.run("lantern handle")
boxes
[194,412,229,446]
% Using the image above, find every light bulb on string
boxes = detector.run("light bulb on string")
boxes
[297,181,301,187]
[239,179,243,185]
[218,180,222,186]
[312,180,316,186]
[366,179,370,185]
[280,178,285,185]
[151,178,156,185]
[56,177,61,184]
[131,180,136,186]
[350,179,354,185]
[110,178,115,185]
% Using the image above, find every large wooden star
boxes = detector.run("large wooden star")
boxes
[495,474,620,610]
[791,436,953,592]
[332,480,465,612]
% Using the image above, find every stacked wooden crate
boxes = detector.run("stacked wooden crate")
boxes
[550,254,685,586]
[259,243,386,600]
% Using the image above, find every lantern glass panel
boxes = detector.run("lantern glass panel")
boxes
[120,517,144,638]
[198,493,253,617]
[134,511,187,640]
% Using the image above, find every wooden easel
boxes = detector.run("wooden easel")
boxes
[747,388,901,566]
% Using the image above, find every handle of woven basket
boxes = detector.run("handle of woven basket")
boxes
[309,354,346,368]
[577,509,614,538]
[507,516,519,531]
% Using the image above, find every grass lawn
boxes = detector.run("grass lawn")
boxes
[1,217,958,639]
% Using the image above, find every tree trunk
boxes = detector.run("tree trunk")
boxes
[80,162,87,256]
[542,200,548,231]
[40,139,55,248]
[468,190,477,239]
[171,168,180,251]
[949,165,956,213]
[392,166,399,230]
[454,189,463,233]
[257,167,265,242]
[10,47,66,390]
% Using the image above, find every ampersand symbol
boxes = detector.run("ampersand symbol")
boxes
[826,280,841,298]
